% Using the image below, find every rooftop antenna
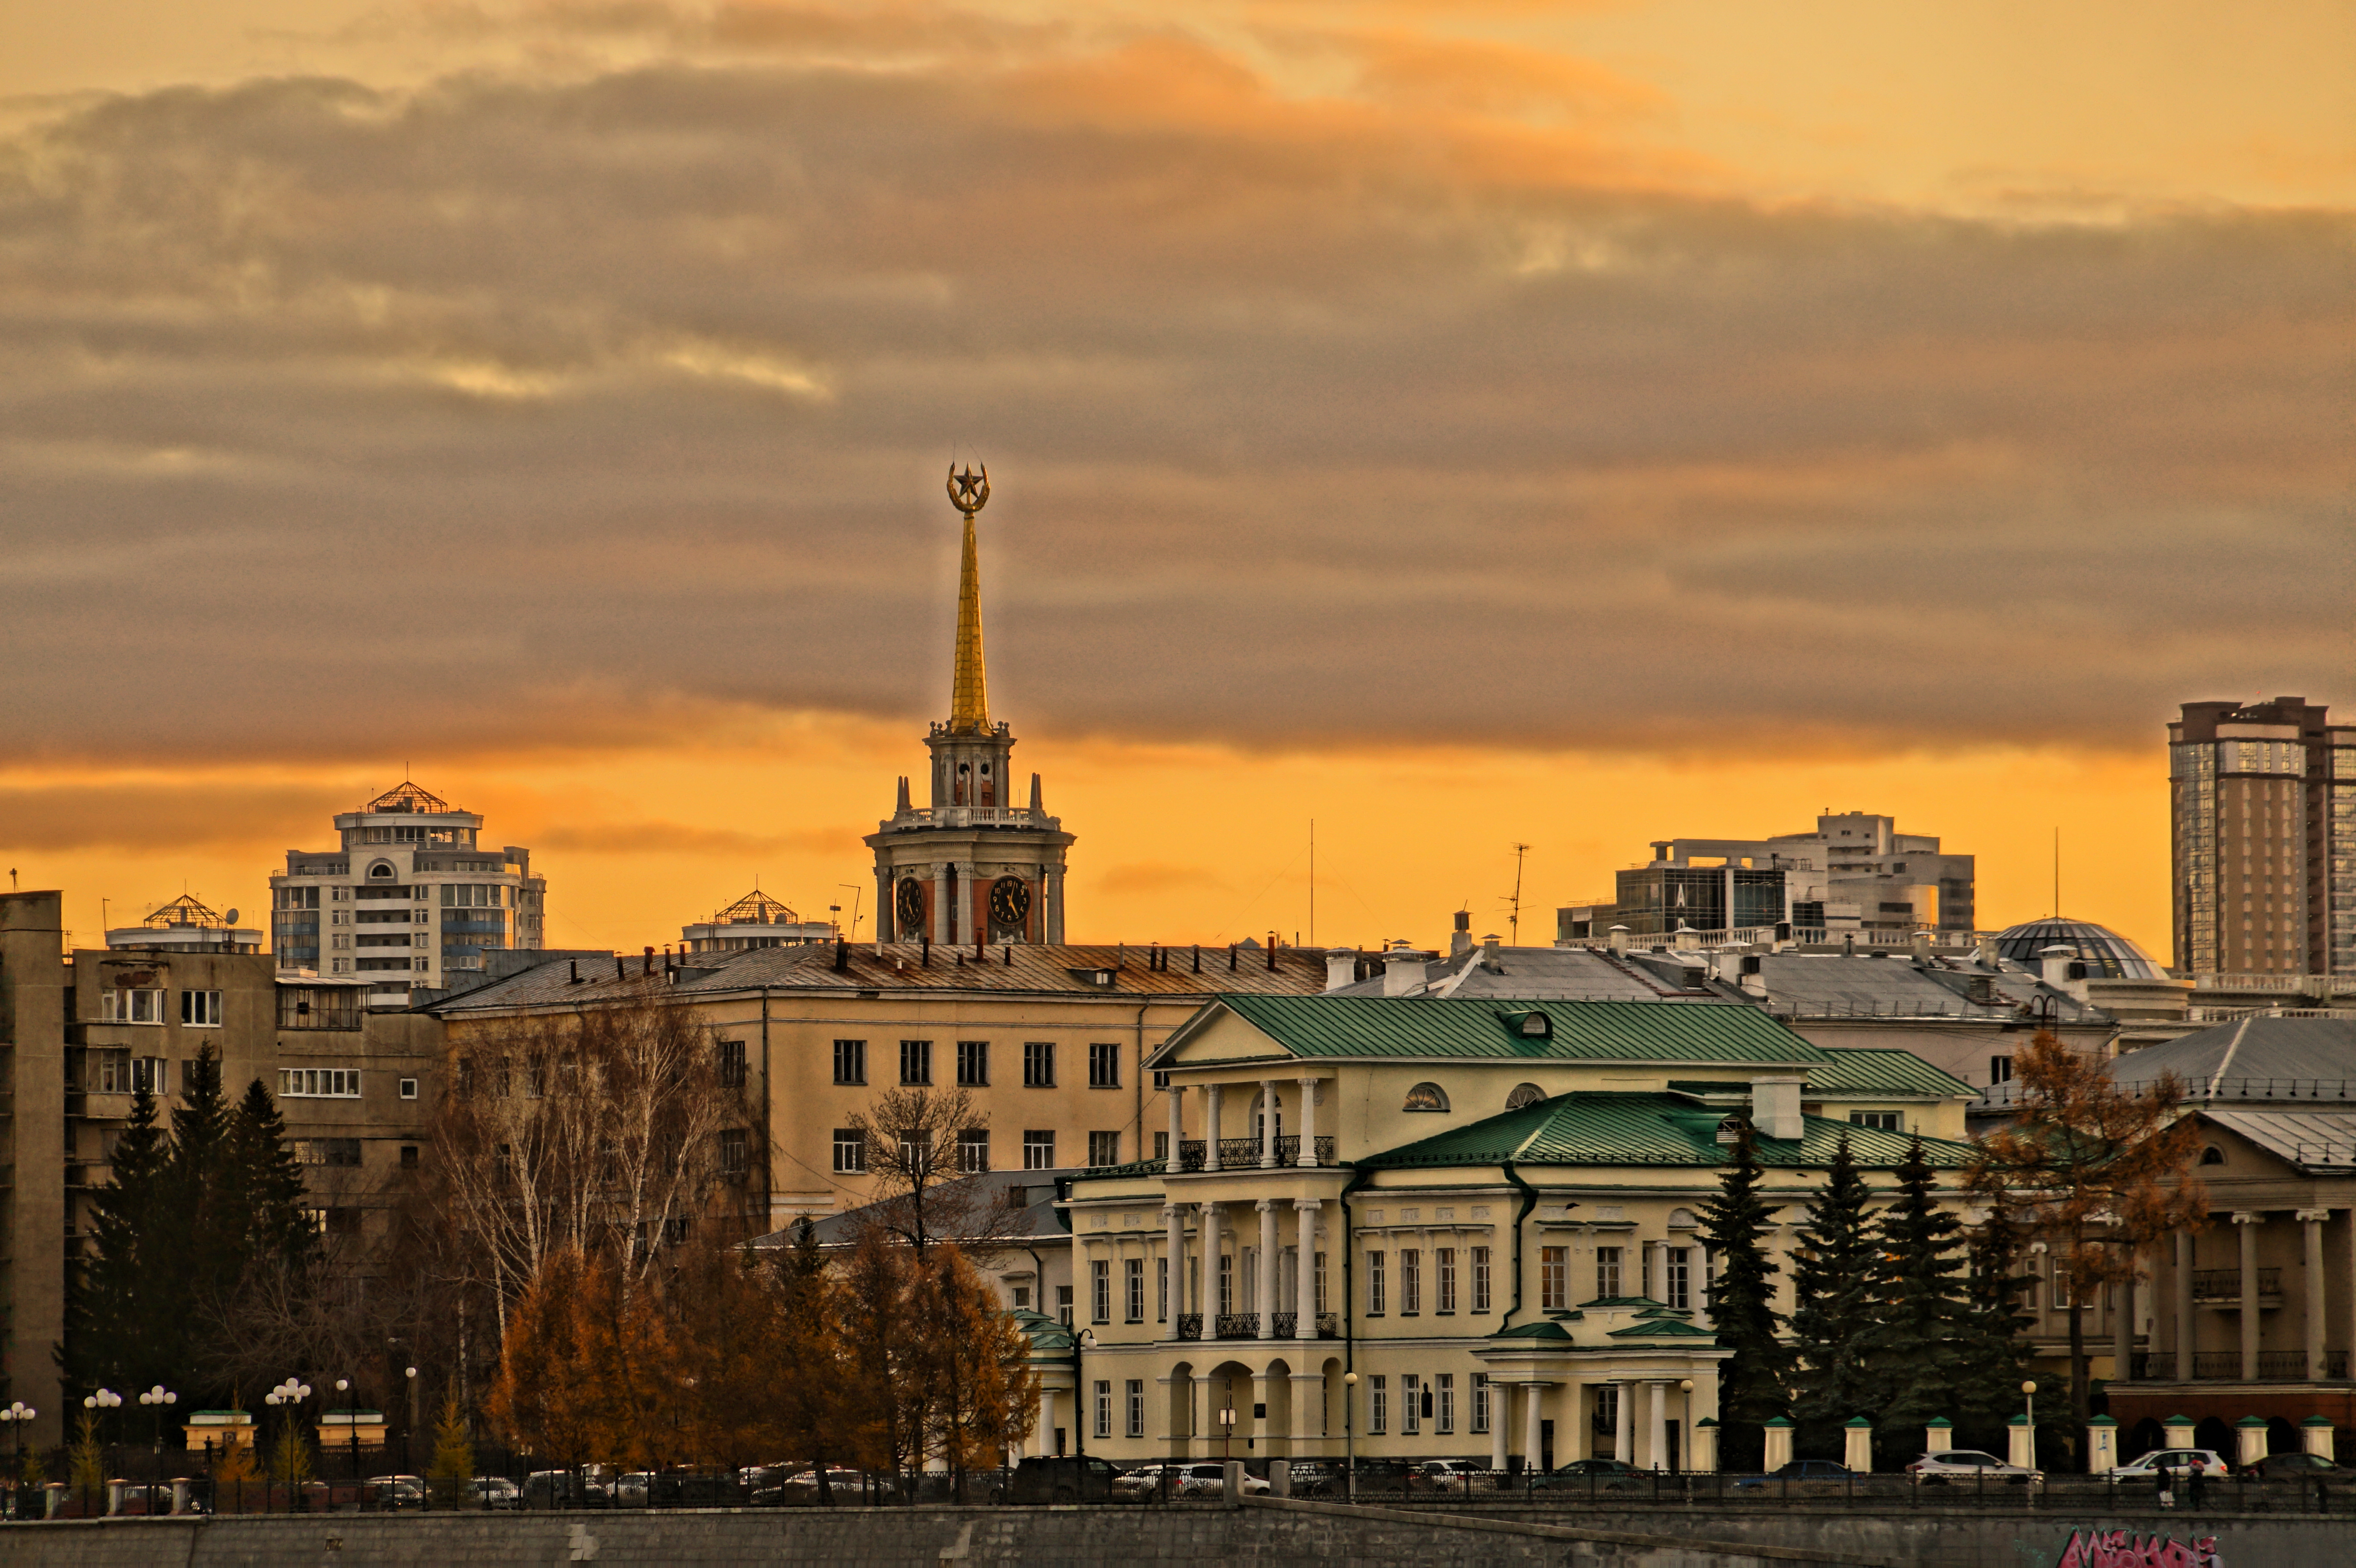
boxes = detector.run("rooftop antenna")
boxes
[2053,827,2060,918]
[837,882,865,941]
[1504,842,1531,946]
[1308,819,1315,949]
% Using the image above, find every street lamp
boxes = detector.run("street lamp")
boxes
[137,1387,177,1489]
[1,1403,35,1518]
[1071,1331,1096,1460]
[1678,1381,1694,1475]
[82,1389,122,1515]
[1341,1372,1358,1503]
[404,1367,419,1479]
[264,1379,313,1512]
[1219,1386,1236,1460]
[2021,1381,2036,1468]
[336,1379,360,1489]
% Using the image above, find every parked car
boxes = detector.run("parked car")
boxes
[1170,1461,1270,1498]
[2109,1449,2230,1481]
[1005,1455,1126,1505]
[1734,1460,1861,1495]
[523,1470,609,1508]
[1533,1458,1644,1492]
[1283,1461,1338,1497]
[1906,1450,2043,1488]
[769,1467,891,1504]
[367,1474,428,1511]
[470,1476,523,1510]
[2241,1451,2356,1481]
[1412,1460,1492,1492]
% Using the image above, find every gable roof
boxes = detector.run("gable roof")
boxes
[1166,994,1825,1067]
[1358,1090,1975,1171]
[1799,1048,1976,1098]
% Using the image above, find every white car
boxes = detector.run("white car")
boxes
[1171,1461,1270,1498]
[1905,1449,2043,1488]
[2111,1448,2230,1479]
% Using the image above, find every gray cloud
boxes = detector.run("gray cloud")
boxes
[0,49,2346,766]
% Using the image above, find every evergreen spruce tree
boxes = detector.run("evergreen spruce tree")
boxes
[1697,1125,1792,1470]
[1950,1199,2036,1452]
[169,1046,245,1317]
[1859,1138,1971,1457]
[1786,1136,1878,1455]
[228,1078,320,1271]
[62,1082,171,1390]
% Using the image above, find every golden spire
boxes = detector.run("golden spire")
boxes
[947,463,991,731]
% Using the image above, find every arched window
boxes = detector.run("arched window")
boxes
[2200,1145,2225,1166]
[1251,1090,1284,1144]
[1667,1207,1697,1230]
[367,861,396,880]
[1403,1082,1450,1113]
[1505,1083,1546,1111]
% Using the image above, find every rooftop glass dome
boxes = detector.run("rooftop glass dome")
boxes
[1992,917,2167,981]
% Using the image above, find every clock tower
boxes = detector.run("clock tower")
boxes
[866,466,1077,945]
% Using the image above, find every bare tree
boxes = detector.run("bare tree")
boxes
[845,1087,999,1255]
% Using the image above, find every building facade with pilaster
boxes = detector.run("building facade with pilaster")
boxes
[1054,995,1977,1470]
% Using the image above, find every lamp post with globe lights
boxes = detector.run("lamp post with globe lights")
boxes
[264,1379,312,1511]
[403,1366,418,1479]
[82,1388,122,1514]
[336,1379,359,1488]
[137,1387,177,1490]
[1341,1371,1358,1502]
[0,1403,35,1518]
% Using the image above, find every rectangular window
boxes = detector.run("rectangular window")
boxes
[833,1127,867,1173]
[1057,1285,1074,1328]
[1126,1257,1146,1322]
[1157,1256,1169,1322]
[2051,1261,2074,1310]
[1023,1041,1055,1087]
[1437,1247,1457,1314]
[1126,1379,1146,1439]
[399,1144,419,1170]
[1472,1373,1491,1434]
[1437,1373,1456,1435]
[1848,1111,1902,1131]
[956,1040,989,1086]
[102,988,165,1024]
[1093,1380,1112,1440]
[716,1039,747,1089]
[833,1039,867,1085]
[957,1128,990,1173]
[1316,1251,1328,1316]
[1088,1041,1121,1088]
[131,1057,167,1095]
[399,1077,418,1100]
[1402,1373,1421,1435]
[1400,1248,1422,1315]
[1989,1055,2014,1084]
[899,1039,932,1086]
[1023,1129,1056,1170]
[1219,1253,1234,1316]
[279,1068,363,1098]
[180,990,223,1027]
[1596,1246,1623,1299]
[1091,1259,1111,1324]
[1154,1131,1170,1162]
[1472,1246,1492,1313]
[1367,1250,1387,1315]
[720,1128,748,1176]
[1665,1247,1692,1311]
[1541,1246,1568,1311]
[1369,1376,1387,1435]
[294,1138,362,1167]
[1594,1384,1620,1438]
[1088,1131,1121,1168]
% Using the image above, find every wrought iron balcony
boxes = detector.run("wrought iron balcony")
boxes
[1317,1313,1340,1338]
[1173,1141,1206,1173]
[2129,1349,2347,1382]
[1214,1314,1259,1339]
[1175,1314,1203,1341]
[2190,1268,2281,1302]
[1270,1312,1297,1338]
[1172,1135,1341,1170]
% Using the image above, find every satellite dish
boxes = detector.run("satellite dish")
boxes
[224,908,240,925]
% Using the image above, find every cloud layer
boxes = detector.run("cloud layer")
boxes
[3,13,2346,768]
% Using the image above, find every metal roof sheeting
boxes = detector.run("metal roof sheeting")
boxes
[1801,1048,1976,1098]
[1360,1090,1975,1171]
[1210,994,1825,1064]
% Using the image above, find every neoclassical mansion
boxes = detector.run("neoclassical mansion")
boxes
[1049,995,1977,1471]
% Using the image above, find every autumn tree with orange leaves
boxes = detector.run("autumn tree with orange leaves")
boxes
[1963,1032,2208,1448]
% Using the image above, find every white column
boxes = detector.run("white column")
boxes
[1647,1381,1669,1471]
[1038,1387,1058,1457]
[1165,1206,1186,1335]
[1295,1200,1320,1337]
[1257,1198,1279,1337]
[1614,1383,1632,1463]
[2301,1208,2330,1380]
[1200,1203,1221,1315]
[1298,1075,1318,1166]
[1260,1078,1279,1167]
[1490,1382,1510,1471]
[1205,1084,1224,1171]
[2236,1211,2263,1381]
[930,860,950,945]
[1167,1081,1184,1171]
[2175,1229,2196,1381]
[1523,1383,1545,1470]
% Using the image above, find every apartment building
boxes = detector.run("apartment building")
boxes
[271,781,548,1008]
[0,889,439,1446]
[2169,697,2356,978]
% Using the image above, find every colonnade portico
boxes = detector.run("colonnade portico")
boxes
[2122,1204,2356,1392]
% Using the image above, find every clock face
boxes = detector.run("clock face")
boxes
[989,876,1032,930]
[895,879,926,936]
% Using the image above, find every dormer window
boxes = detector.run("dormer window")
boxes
[1505,1083,1546,1111]
[1498,1009,1551,1040]
[2200,1145,2225,1166]
[1403,1082,1450,1113]
[1715,1115,1750,1146]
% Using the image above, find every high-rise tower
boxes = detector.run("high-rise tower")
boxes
[2169,697,2356,977]
[866,467,1075,944]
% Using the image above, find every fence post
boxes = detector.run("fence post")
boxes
[1843,1418,1873,1475]
[1691,1418,1718,1476]
[2086,1416,2118,1474]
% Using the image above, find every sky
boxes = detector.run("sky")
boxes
[2,0,2349,961]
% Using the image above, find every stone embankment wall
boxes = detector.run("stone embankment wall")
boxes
[0,1500,2342,1567]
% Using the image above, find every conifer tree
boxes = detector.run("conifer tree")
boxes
[426,1387,475,1508]
[1859,1138,1971,1450]
[63,1082,171,1390]
[1950,1198,2036,1451]
[1787,1136,1878,1454]
[228,1078,319,1271]
[1697,1125,1791,1469]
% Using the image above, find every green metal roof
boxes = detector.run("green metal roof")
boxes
[1608,1317,1718,1340]
[1799,1048,1975,1098]
[1490,1320,1575,1342]
[1197,995,1827,1065]
[1359,1091,1976,1171]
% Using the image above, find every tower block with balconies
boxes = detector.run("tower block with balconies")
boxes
[866,466,1075,945]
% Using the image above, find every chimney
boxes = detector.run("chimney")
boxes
[1450,910,1472,959]
[1749,1077,1805,1141]
[643,945,656,976]
[1382,950,1425,996]
[1738,954,1768,997]
[1772,921,1792,953]
[568,959,580,984]
[2039,945,2075,989]
[1325,949,1358,993]
[1976,935,2000,968]
[1672,923,1701,953]
[1030,773,1044,814]
[1711,943,1747,983]
[1607,924,1630,955]
[1910,931,1932,963]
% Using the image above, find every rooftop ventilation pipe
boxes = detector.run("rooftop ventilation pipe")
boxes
[1381,950,1425,996]
[1324,950,1359,993]
[2040,945,2076,989]
[1450,910,1473,959]
[1607,925,1630,956]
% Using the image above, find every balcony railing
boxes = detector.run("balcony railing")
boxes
[1270,1312,1296,1338]
[1175,1314,1203,1341]
[2190,1268,2281,1302]
[1214,1314,1258,1339]
[1169,1136,1340,1172]
[2127,1350,2347,1382]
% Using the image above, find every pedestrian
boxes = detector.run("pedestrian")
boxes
[2188,1459,2207,1510]
[2156,1457,2175,1509]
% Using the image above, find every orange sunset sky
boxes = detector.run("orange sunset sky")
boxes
[2,1,2349,962]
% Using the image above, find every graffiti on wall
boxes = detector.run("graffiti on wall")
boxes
[2055,1528,2221,1568]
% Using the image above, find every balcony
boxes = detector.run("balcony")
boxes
[2127,1350,2348,1382]
[2190,1267,2281,1303]
[1169,1136,1337,1173]
[1173,1312,1339,1341]
[1214,1314,1258,1339]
